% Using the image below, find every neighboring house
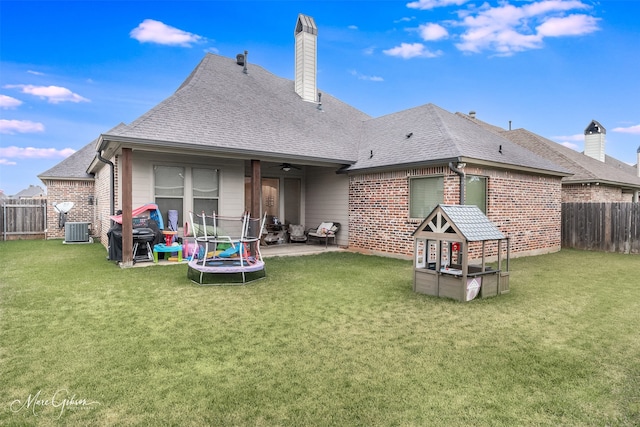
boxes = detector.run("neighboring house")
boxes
[12,185,46,199]
[458,114,640,203]
[38,141,98,238]
[41,14,573,263]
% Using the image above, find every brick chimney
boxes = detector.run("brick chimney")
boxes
[584,120,606,162]
[294,14,317,103]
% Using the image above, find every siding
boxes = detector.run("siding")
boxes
[305,166,349,246]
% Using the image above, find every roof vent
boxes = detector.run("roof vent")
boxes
[469,111,476,119]
[236,53,245,66]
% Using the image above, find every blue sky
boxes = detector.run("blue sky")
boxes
[1,0,639,196]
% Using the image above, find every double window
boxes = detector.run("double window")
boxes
[154,166,219,227]
[409,174,487,219]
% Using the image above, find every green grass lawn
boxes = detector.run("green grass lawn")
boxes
[1,240,638,426]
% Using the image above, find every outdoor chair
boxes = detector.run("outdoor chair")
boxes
[288,224,307,243]
[307,222,340,247]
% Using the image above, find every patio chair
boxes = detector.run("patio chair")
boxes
[307,222,340,247]
[288,224,307,243]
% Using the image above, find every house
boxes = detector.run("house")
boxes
[40,14,575,265]
[457,113,640,203]
[39,137,102,238]
[12,185,46,199]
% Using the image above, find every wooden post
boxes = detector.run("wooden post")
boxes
[461,240,468,302]
[121,148,133,267]
[251,160,261,219]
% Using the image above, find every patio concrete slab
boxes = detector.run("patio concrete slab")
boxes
[129,242,342,267]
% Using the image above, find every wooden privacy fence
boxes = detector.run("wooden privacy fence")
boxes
[1,199,47,241]
[562,202,640,254]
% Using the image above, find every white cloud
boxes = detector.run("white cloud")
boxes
[383,42,443,58]
[552,133,582,151]
[0,95,22,109]
[130,19,203,47]
[612,124,640,135]
[0,158,18,166]
[0,145,75,159]
[0,120,45,134]
[4,84,89,104]
[537,14,600,37]
[560,141,580,151]
[348,25,358,30]
[27,70,45,76]
[349,70,384,82]
[419,23,449,41]
[407,0,469,10]
[453,1,599,55]
[394,17,416,23]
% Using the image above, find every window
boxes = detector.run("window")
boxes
[154,166,220,228]
[154,166,185,226]
[410,176,444,219]
[193,168,219,215]
[466,175,487,213]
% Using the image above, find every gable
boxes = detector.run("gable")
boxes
[413,204,505,242]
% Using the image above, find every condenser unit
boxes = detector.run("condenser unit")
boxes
[64,222,90,243]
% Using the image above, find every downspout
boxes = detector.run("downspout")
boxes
[96,150,115,219]
[449,162,465,205]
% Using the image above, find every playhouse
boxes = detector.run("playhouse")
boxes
[412,205,510,302]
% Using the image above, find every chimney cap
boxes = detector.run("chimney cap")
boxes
[295,14,318,36]
[584,119,606,135]
[468,111,476,119]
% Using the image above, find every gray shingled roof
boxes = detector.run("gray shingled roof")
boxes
[457,113,640,189]
[502,129,640,188]
[440,204,505,241]
[348,103,570,174]
[102,53,370,165]
[38,141,97,180]
[13,185,46,198]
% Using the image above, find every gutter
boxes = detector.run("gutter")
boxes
[449,161,465,205]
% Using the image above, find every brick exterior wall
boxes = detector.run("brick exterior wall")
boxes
[91,155,122,247]
[42,179,95,239]
[562,184,629,202]
[348,166,563,260]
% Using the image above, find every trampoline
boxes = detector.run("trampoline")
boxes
[187,211,266,285]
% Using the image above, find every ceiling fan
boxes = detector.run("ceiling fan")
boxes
[278,163,301,172]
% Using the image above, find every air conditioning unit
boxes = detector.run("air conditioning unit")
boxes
[65,222,90,243]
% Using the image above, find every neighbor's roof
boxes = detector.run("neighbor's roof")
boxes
[348,103,570,175]
[99,53,370,165]
[13,185,46,198]
[457,113,640,189]
[501,129,640,188]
